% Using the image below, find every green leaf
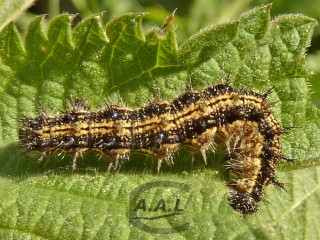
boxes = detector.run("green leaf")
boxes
[0,0,35,31]
[0,4,319,239]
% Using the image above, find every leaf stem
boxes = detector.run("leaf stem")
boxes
[49,0,60,19]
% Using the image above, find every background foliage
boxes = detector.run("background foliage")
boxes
[0,0,319,239]
[12,0,320,106]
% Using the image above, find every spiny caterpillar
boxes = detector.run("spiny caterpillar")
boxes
[19,82,289,215]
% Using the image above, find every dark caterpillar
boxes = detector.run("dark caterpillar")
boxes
[19,82,288,215]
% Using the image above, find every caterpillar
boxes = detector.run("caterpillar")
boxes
[18,82,288,215]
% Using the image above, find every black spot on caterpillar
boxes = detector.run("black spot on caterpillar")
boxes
[18,82,289,215]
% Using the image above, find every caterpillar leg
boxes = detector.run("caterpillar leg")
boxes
[71,148,88,169]
[101,149,130,172]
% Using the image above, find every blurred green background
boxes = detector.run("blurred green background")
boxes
[16,0,320,106]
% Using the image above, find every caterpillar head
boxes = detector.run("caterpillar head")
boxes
[227,190,259,215]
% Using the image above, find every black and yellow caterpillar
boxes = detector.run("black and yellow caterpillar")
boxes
[19,83,288,214]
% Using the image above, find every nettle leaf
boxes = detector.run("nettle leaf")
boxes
[0,4,319,239]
